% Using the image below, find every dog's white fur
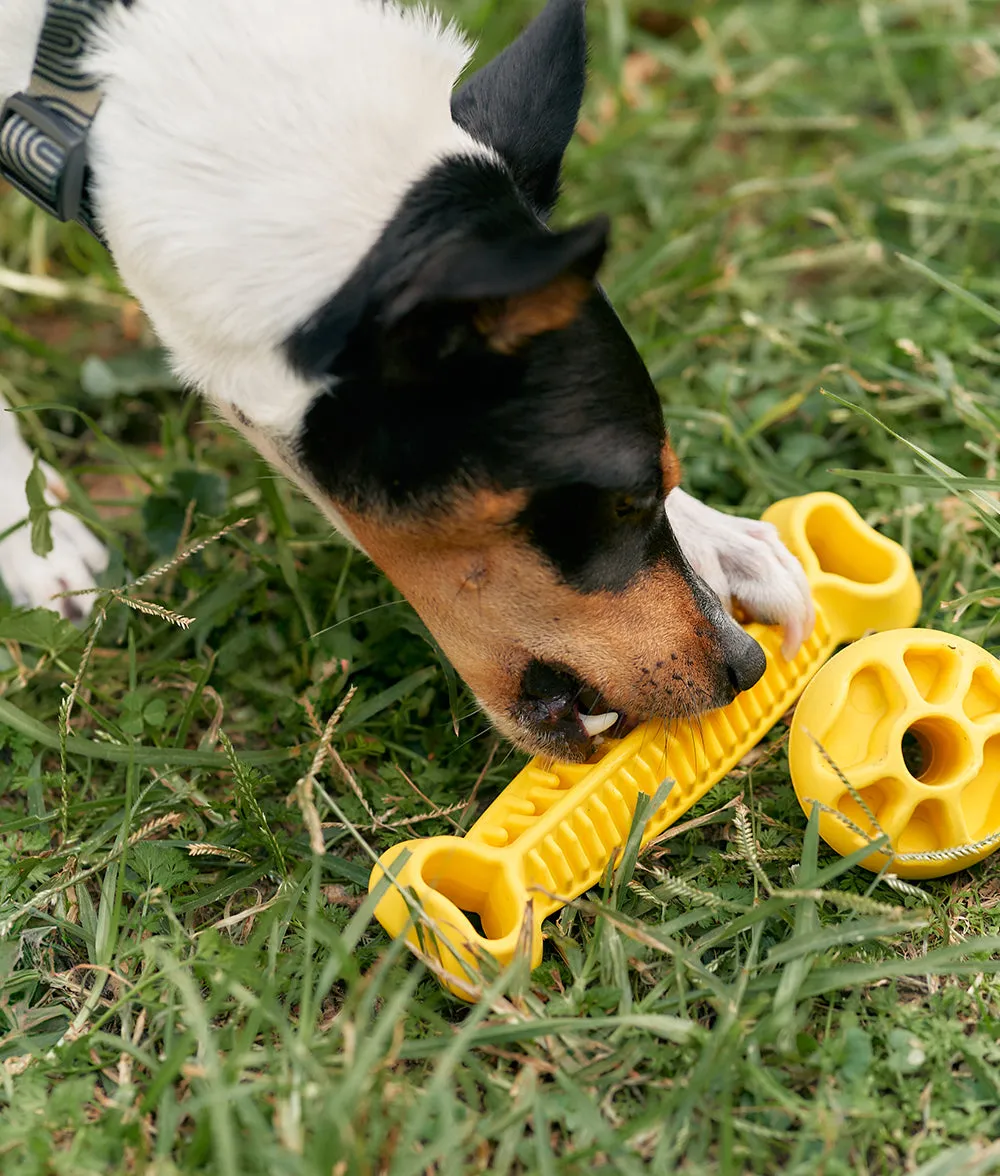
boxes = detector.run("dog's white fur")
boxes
[0,398,108,613]
[84,0,487,438]
[0,0,46,99]
[0,0,813,654]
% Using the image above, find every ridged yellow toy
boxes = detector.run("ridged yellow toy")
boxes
[369,492,921,998]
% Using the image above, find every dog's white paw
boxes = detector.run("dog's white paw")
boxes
[0,463,109,622]
[666,488,815,659]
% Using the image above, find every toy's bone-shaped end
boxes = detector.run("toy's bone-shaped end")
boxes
[762,492,920,643]
[369,837,540,997]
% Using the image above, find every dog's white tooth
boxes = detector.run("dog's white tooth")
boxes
[580,711,619,736]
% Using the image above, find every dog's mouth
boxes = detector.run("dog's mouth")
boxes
[574,682,640,743]
[512,661,641,760]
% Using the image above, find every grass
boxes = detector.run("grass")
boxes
[2,0,1000,1171]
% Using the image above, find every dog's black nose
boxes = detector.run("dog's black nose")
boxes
[721,625,767,694]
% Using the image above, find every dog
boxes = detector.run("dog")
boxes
[0,0,814,760]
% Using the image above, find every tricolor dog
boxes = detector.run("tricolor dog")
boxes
[0,0,814,759]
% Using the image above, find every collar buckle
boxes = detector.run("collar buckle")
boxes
[0,91,92,224]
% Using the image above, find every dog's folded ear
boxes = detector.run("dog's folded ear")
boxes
[452,0,587,216]
[285,210,608,377]
[285,154,608,379]
[383,213,609,355]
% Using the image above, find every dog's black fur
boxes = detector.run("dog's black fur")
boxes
[288,156,671,596]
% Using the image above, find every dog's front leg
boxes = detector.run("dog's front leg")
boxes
[0,397,108,620]
[665,487,815,659]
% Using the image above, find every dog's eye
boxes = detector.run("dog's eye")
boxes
[613,495,654,521]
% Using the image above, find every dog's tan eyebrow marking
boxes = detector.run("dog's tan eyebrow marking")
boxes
[475,274,593,355]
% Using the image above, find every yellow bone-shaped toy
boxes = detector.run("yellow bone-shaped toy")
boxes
[369,492,921,997]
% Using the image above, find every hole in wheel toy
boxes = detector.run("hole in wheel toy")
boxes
[902,716,973,787]
[838,780,893,835]
[901,729,926,779]
[822,665,907,770]
[904,646,961,705]
[897,799,948,855]
[964,665,1000,723]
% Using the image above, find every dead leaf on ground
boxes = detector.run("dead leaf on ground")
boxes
[78,471,150,520]
[622,51,664,109]
[636,9,688,39]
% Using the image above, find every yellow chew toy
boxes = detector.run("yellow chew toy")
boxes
[369,492,921,998]
[789,629,1000,879]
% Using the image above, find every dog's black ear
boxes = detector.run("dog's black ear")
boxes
[285,190,607,380]
[384,214,608,354]
[452,0,587,217]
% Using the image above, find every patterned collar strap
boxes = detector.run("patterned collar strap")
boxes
[0,0,121,244]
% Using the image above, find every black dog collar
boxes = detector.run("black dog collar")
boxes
[0,0,125,243]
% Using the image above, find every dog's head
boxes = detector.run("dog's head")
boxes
[286,0,765,758]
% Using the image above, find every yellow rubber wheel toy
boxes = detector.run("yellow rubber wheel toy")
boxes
[789,629,1000,879]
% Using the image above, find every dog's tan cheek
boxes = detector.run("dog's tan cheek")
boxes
[333,496,536,704]
[536,565,720,713]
